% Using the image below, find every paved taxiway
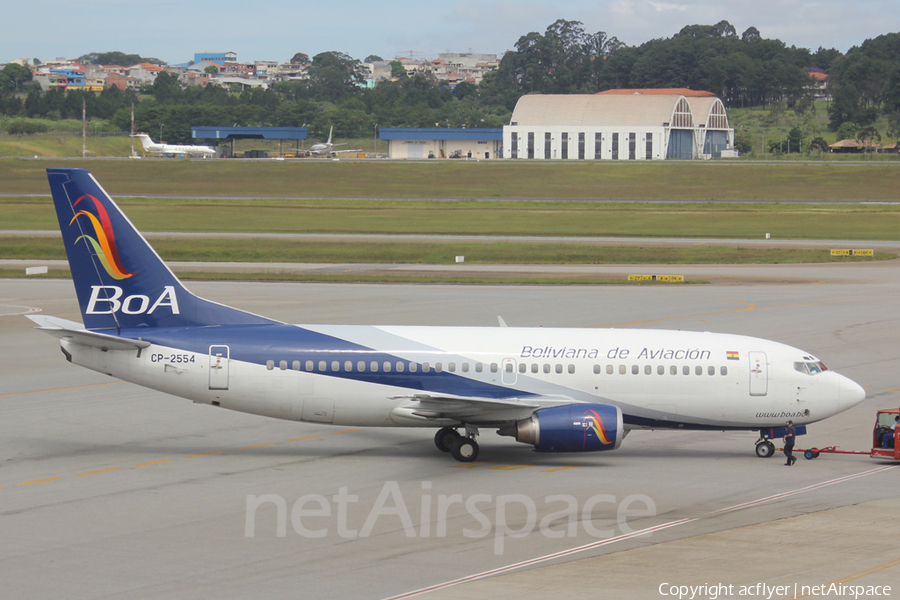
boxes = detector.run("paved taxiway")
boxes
[2,261,899,599]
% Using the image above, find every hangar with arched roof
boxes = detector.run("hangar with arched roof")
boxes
[503,89,735,160]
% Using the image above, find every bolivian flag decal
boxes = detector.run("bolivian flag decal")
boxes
[726,351,740,360]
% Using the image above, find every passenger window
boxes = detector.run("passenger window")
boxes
[370,360,379,372]
[607,365,614,375]
[435,363,443,373]
[544,364,551,374]
[396,362,405,373]
[357,360,366,372]
[331,361,340,372]
[632,365,639,375]
[533,363,540,373]
[644,365,652,375]
[619,365,627,375]
[670,365,677,375]
[720,366,728,376]
[556,364,563,374]
[344,360,352,372]
[491,363,498,373]
[461,363,469,373]
[383,361,391,373]
[292,360,301,371]
[695,366,702,376]
[683,365,690,375]
[568,364,575,374]
[422,362,430,373]
[280,360,287,370]
[593,365,601,374]
[318,360,327,372]
[448,362,456,372]
[657,365,665,375]
[266,360,274,370]
[519,363,526,373]
[708,366,715,376]
[505,363,513,373]
[305,360,314,372]
[475,363,483,373]
[409,362,418,373]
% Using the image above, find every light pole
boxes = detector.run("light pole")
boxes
[373,123,378,156]
[159,123,164,142]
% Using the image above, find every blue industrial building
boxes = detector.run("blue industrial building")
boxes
[192,126,307,158]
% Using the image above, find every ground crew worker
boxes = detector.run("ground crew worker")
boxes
[784,420,797,466]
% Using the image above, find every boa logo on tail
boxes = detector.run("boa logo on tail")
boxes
[69,194,137,280]
[583,409,614,446]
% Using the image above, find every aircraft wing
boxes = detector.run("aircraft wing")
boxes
[388,392,576,422]
[27,314,151,351]
[332,148,363,154]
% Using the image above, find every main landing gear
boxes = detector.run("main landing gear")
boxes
[434,426,480,462]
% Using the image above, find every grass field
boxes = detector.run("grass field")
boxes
[3,197,900,240]
[2,158,900,202]
[2,236,886,264]
[2,158,898,283]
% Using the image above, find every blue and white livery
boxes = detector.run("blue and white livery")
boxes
[30,168,866,461]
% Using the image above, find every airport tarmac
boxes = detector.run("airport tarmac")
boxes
[2,263,899,600]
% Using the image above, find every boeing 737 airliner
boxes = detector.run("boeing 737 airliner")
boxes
[30,168,866,462]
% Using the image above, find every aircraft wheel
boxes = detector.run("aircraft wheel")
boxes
[434,427,460,453]
[755,441,776,458]
[450,437,479,462]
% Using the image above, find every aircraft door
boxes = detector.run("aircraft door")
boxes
[502,358,518,385]
[749,351,768,396]
[209,345,230,390]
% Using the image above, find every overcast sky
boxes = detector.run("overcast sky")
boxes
[4,0,899,65]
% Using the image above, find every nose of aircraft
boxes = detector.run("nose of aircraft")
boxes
[839,375,866,407]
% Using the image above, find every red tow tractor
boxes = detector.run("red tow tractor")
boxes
[797,407,900,461]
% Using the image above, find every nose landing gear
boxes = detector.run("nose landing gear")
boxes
[755,439,776,458]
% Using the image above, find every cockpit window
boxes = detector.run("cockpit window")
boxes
[795,361,828,375]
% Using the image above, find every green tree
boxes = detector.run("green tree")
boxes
[809,137,830,153]
[151,71,181,103]
[857,125,881,150]
[307,51,365,102]
[0,63,33,93]
[390,60,408,79]
[836,121,857,140]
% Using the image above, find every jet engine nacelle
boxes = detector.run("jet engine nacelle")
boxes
[499,403,624,452]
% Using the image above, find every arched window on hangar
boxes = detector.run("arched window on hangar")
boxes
[666,98,695,160]
[702,99,729,158]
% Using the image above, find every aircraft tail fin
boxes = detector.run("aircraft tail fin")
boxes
[46,168,278,332]
[134,133,152,151]
[327,125,333,145]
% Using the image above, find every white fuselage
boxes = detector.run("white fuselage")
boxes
[136,134,215,157]
[59,325,864,430]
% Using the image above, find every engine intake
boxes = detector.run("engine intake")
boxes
[499,403,623,453]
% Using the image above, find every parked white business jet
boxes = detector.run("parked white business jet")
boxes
[134,133,215,158]
[31,168,866,461]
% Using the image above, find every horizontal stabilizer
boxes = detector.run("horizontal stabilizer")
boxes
[27,314,150,351]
